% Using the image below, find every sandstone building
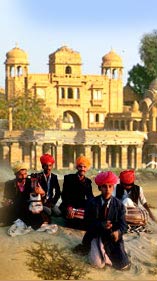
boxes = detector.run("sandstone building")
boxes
[0,45,157,170]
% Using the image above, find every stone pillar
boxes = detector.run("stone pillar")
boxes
[130,147,135,169]
[85,145,91,161]
[55,142,63,169]
[136,145,142,169]
[65,88,68,99]
[73,147,77,164]
[8,107,13,131]
[114,147,119,168]
[10,142,22,164]
[92,148,99,169]
[121,145,128,169]
[100,146,107,169]
[108,146,112,168]
[129,120,133,131]
[2,144,10,163]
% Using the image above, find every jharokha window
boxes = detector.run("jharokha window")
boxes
[65,66,72,74]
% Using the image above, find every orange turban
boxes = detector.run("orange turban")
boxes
[40,154,55,165]
[76,156,91,169]
[95,171,118,186]
[119,170,135,184]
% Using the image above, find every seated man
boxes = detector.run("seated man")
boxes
[36,154,61,216]
[0,162,50,230]
[113,169,157,223]
[0,162,31,226]
[59,155,94,230]
[0,162,50,229]
[82,171,130,270]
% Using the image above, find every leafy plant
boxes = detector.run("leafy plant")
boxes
[25,240,89,280]
[127,29,157,97]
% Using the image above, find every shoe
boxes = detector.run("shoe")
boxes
[121,263,131,271]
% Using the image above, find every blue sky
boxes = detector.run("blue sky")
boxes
[0,0,156,88]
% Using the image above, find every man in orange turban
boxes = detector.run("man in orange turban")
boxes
[75,155,91,169]
[80,170,130,270]
[59,155,94,230]
[113,169,156,223]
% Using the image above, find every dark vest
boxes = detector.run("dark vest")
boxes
[116,184,140,205]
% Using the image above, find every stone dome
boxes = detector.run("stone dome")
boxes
[149,78,157,91]
[102,49,123,68]
[5,46,28,65]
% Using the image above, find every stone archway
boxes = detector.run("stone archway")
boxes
[62,110,81,129]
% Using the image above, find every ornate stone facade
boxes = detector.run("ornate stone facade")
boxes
[0,45,157,170]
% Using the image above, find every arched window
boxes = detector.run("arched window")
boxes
[17,66,23,76]
[68,88,73,98]
[10,66,14,77]
[65,66,72,74]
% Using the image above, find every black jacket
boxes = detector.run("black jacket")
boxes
[37,172,61,206]
[84,195,128,236]
[61,173,94,210]
[4,178,32,206]
[116,184,140,204]
[82,195,129,269]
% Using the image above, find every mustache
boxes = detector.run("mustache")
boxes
[17,178,26,182]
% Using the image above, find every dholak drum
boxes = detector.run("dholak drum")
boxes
[125,206,148,226]
[73,208,85,219]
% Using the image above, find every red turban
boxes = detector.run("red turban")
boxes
[76,156,91,169]
[95,171,118,186]
[119,170,135,184]
[40,154,55,165]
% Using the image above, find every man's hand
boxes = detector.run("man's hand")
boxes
[102,220,112,230]
[111,230,120,242]
[35,183,45,196]
[66,206,75,219]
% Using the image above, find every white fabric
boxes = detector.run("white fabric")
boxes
[112,185,147,206]
[88,237,112,268]
[37,223,58,234]
[122,198,136,208]
[29,193,43,214]
[8,219,33,237]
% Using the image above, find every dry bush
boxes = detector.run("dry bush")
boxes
[25,240,89,280]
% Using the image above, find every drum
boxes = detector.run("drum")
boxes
[73,208,85,219]
[125,206,148,226]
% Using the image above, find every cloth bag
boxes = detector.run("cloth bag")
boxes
[8,218,33,237]
[29,193,43,214]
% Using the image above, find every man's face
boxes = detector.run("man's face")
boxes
[16,169,27,183]
[100,183,114,199]
[77,164,88,177]
[42,162,53,175]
